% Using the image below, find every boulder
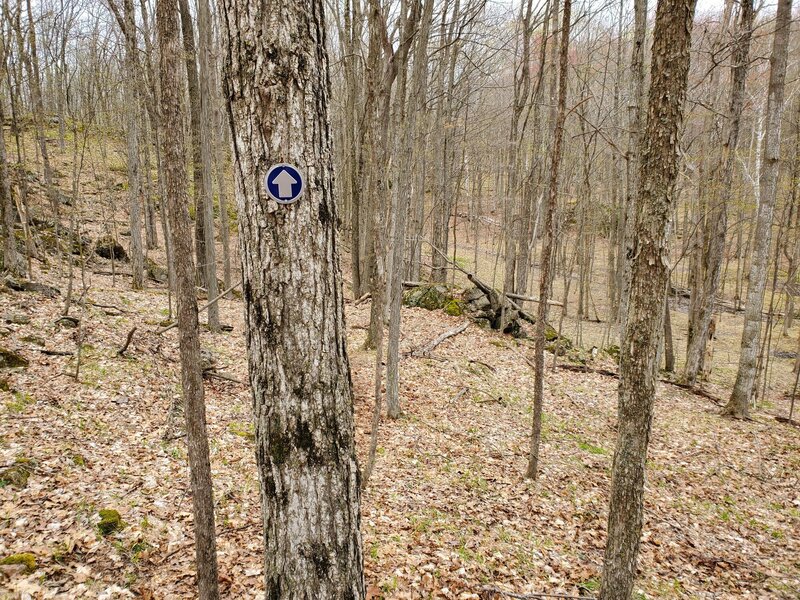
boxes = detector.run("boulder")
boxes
[95,236,128,262]
[146,258,168,284]
[0,553,36,573]
[3,312,30,325]
[0,347,28,369]
[5,278,60,298]
[0,459,33,488]
[402,284,453,311]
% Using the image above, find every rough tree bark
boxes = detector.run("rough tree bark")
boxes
[156,0,219,597]
[599,0,697,594]
[222,0,365,596]
[727,0,793,418]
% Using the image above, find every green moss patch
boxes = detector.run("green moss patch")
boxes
[0,553,36,572]
[98,509,126,535]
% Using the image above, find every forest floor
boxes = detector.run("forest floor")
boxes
[1,260,799,599]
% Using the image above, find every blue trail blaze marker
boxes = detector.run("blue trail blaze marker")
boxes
[264,163,304,205]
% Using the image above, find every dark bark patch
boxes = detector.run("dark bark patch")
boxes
[266,578,281,600]
[268,420,290,466]
[308,542,331,578]
[295,417,324,465]
[318,199,331,226]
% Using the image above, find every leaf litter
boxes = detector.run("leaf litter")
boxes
[0,271,798,599]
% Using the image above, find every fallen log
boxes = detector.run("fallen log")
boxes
[556,363,724,405]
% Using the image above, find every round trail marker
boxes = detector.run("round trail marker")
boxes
[264,163,304,205]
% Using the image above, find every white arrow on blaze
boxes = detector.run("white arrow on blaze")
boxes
[272,168,298,199]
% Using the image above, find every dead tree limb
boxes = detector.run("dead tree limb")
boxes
[408,322,469,357]
[556,363,724,405]
[117,326,138,356]
[157,280,241,334]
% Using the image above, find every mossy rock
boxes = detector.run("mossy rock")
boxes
[98,509,126,535]
[473,317,492,330]
[403,284,453,311]
[0,347,28,369]
[605,344,621,362]
[3,311,30,325]
[0,459,34,488]
[443,299,464,316]
[0,553,36,573]
[95,236,128,262]
[20,335,45,347]
[145,258,168,284]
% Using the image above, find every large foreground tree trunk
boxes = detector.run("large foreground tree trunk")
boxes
[727,0,793,418]
[156,0,219,597]
[599,0,697,595]
[222,0,365,597]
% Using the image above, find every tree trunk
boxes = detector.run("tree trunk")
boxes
[599,0,696,594]
[123,0,145,289]
[222,0,365,596]
[197,0,220,330]
[0,42,24,277]
[23,0,59,228]
[617,0,647,338]
[684,0,753,385]
[526,0,570,480]
[156,0,219,597]
[177,0,206,287]
[727,0,793,418]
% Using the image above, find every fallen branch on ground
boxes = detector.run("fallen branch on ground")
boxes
[157,280,242,334]
[39,349,74,356]
[117,327,137,356]
[556,363,724,405]
[203,370,244,384]
[407,321,469,358]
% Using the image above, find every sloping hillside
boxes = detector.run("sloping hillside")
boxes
[1,260,798,599]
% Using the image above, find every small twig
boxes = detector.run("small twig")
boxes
[117,326,137,357]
